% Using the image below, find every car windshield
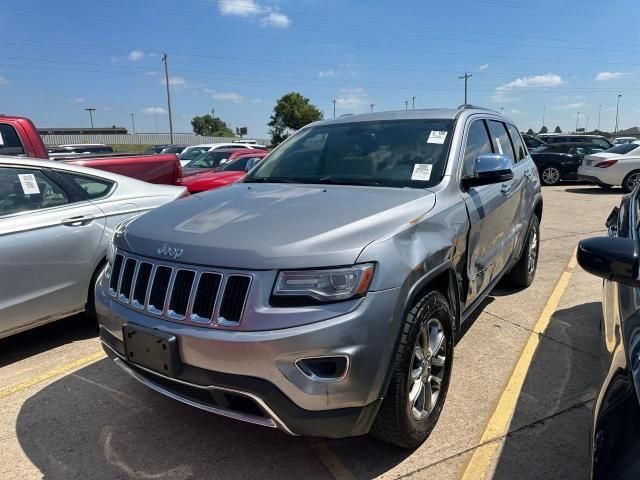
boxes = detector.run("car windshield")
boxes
[179,147,209,160]
[606,143,640,155]
[245,119,454,188]
[185,151,230,169]
[221,156,260,172]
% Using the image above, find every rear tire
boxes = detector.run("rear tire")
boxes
[622,170,640,193]
[540,166,561,186]
[370,291,454,448]
[505,215,540,288]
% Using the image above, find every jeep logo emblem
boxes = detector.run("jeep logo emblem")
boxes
[157,243,184,260]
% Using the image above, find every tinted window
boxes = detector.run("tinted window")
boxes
[247,119,454,188]
[568,146,588,156]
[0,167,69,216]
[186,151,231,169]
[487,120,516,162]
[606,143,640,155]
[462,120,494,177]
[0,124,25,156]
[221,156,258,172]
[58,172,114,199]
[179,147,209,160]
[506,124,526,161]
[591,138,612,149]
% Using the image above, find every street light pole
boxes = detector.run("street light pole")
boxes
[412,96,416,109]
[542,106,546,130]
[575,111,580,132]
[84,108,96,129]
[597,105,602,132]
[370,104,374,113]
[162,53,174,143]
[405,100,408,111]
[331,99,336,118]
[586,117,590,132]
[458,72,472,104]
[129,113,136,135]
[615,94,622,133]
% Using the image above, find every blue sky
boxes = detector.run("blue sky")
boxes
[0,0,638,138]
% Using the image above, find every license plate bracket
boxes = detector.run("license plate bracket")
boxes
[123,324,181,377]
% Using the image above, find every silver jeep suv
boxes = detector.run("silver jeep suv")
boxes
[96,106,542,447]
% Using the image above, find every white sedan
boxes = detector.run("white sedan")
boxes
[0,156,188,338]
[578,142,640,192]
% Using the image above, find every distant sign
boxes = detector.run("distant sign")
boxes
[236,126,248,136]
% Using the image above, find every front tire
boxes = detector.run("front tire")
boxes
[540,166,561,186]
[622,170,640,193]
[505,215,540,288]
[370,291,454,448]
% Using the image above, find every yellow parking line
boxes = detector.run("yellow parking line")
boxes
[306,438,356,480]
[0,351,106,400]
[460,251,578,480]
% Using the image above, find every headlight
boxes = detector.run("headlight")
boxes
[273,264,375,302]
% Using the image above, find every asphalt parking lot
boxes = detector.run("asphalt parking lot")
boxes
[0,184,619,480]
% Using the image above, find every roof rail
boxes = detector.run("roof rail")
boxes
[457,104,496,112]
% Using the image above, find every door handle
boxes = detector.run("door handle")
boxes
[501,184,512,195]
[524,168,532,178]
[61,214,95,227]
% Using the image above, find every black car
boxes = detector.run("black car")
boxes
[578,193,640,479]
[538,134,613,149]
[522,134,546,150]
[530,142,606,186]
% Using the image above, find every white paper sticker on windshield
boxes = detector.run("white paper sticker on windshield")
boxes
[427,131,447,144]
[495,137,504,154]
[412,164,432,181]
[0,132,4,145]
[18,174,40,194]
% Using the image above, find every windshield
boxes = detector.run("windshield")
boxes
[179,147,209,160]
[606,143,640,155]
[221,156,259,172]
[185,151,230,169]
[245,119,454,188]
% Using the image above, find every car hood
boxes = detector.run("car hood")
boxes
[117,183,436,269]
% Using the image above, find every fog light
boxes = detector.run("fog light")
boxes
[295,356,350,382]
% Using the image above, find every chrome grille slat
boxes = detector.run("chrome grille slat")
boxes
[112,250,249,328]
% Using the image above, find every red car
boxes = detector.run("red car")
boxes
[182,151,267,193]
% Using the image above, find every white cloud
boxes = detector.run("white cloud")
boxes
[493,73,565,101]
[142,107,166,115]
[554,102,585,110]
[478,63,490,71]
[128,50,145,61]
[72,97,86,103]
[509,109,523,115]
[595,71,630,81]
[212,91,244,102]
[335,88,368,109]
[217,0,290,28]
[252,98,263,104]
[102,106,113,111]
[318,69,337,78]
[0,76,10,86]
[162,76,187,86]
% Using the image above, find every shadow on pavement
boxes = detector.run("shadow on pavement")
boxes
[564,187,622,195]
[15,358,411,479]
[491,301,603,480]
[0,313,98,368]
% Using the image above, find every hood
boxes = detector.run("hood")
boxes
[183,171,244,192]
[117,183,436,269]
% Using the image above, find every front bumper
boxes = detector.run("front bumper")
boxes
[96,282,401,437]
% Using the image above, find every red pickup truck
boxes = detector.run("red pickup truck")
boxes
[0,115,183,185]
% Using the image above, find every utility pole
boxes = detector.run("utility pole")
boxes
[129,113,136,135]
[405,100,408,111]
[84,108,96,129]
[370,104,375,113]
[331,99,336,118]
[586,117,590,132]
[162,53,174,143]
[412,96,416,109]
[575,111,580,132]
[542,106,546,130]
[615,94,622,133]
[458,72,472,104]
[597,105,602,131]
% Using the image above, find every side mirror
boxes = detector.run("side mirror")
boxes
[462,154,514,189]
[577,236,640,286]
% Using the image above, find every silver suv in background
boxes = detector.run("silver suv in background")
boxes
[96,106,542,447]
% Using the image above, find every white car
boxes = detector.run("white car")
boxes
[178,143,266,167]
[578,142,640,192]
[0,156,187,338]
[613,137,638,145]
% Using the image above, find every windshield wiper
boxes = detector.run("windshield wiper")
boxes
[243,176,300,183]
[315,176,382,187]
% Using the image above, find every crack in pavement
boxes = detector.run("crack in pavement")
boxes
[482,310,600,360]
[394,398,594,479]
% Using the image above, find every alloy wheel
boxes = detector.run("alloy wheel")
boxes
[527,228,538,275]
[542,167,560,185]
[408,318,447,421]
[627,173,640,192]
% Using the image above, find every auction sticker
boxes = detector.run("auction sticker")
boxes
[427,131,447,144]
[412,163,432,181]
[18,174,40,194]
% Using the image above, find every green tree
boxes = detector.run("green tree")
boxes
[268,92,323,145]
[526,128,535,135]
[191,110,235,137]
[554,126,562,133]
[539,126,549,134]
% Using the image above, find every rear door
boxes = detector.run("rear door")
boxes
[0,166,106,336]
[460,119,520,307]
